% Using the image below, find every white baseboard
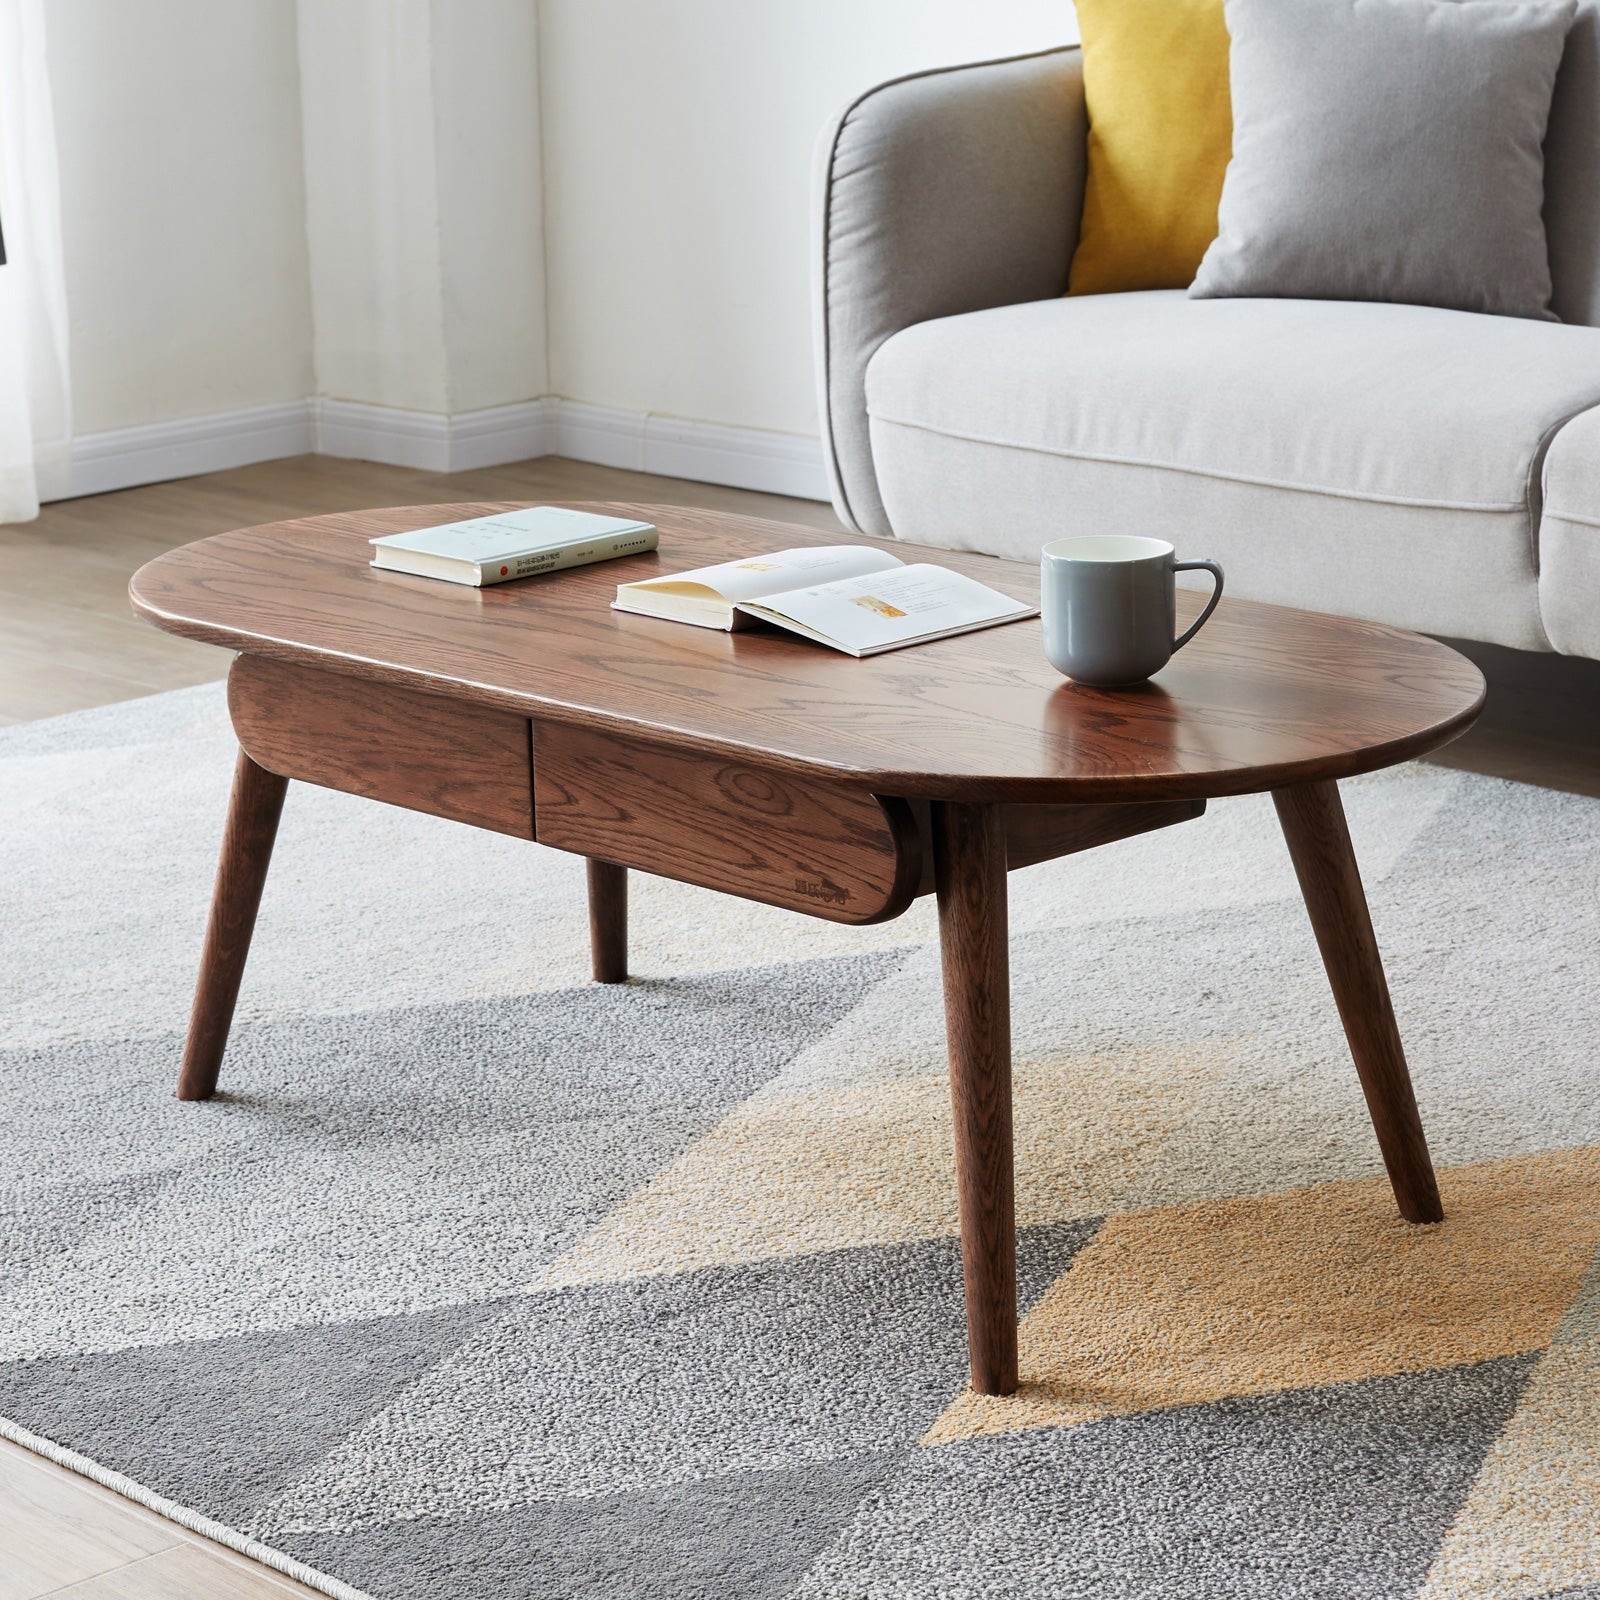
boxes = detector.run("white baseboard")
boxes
[553,401,829,501]
[312,398,554,474]
[62,396,830,503]
[66,402,314,499]
[453,399,556,472]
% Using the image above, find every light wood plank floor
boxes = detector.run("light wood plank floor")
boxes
[2,453,1597,1599]
[0,1438,322,1600]
[0,452,842,725]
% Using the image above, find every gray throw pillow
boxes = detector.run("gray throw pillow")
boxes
[1190,0,1577,320]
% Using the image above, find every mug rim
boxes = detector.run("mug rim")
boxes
[1041,534,1174,564]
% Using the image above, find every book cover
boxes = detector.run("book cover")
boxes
[371,507,657,586]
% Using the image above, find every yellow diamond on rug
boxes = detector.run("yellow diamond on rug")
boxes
[1418,1243,1600,1600]
[925,1145,1600,1445]
[528,1046,1222,1292]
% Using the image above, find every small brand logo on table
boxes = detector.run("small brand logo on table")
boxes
[794,878,849,904]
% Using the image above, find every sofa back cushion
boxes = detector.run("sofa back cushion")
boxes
[1067,0,1232,296]
[1545,2,1600,323]
[1192,0,1575,320]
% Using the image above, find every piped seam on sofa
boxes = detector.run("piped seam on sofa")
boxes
[1527,399,1600,572]
[1540,506,1600,530]
[866,411,1532,513]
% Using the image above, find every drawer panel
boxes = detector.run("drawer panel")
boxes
[533,721,919,924]
[229,655,533,838]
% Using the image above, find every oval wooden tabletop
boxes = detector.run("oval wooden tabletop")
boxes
[129,501,1485,803]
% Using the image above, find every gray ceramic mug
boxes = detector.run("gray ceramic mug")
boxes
[1041,535,1224,687]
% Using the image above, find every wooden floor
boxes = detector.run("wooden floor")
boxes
[2,453,1597,1597]
[0,1437,322,1600]
[0,452,841,726]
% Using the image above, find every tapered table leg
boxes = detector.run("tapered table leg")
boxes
[933,800,1018,1396]
[1273,780,1443,1224]
[177,749,289,1101]
[587,859,628,983]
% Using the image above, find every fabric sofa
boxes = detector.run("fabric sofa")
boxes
[813,44,1600,660]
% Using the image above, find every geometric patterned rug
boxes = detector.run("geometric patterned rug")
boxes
[2,682,1598,1600]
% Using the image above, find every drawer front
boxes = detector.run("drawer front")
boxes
[532,721,919,925]
[229,656,534,838]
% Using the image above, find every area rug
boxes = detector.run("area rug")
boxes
[2,681,1599,1600]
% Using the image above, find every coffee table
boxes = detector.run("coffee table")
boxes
[130,502,1485,1397]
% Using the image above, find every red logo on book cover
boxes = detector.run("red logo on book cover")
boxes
[500,566,509,576]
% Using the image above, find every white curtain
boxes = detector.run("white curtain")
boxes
[0,0,69,523]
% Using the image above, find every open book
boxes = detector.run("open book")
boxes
[612,545,1036,657]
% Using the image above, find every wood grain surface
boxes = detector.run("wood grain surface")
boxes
[895,798,1206,895]
[534,721,920,925]
[0,1437,327,1600]
[177,750,288,1101]
[0,1441,177,1600]
[130,503,1486,804]
[229,656,534,838]
[998,797,1206,873]
[587,859,628,983]
[933,800,1018,1395]
[1272,781,1444,1223]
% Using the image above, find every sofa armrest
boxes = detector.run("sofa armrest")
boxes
[813,48,1087,536]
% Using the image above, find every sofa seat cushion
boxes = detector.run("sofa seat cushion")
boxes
[864,291,1600,649]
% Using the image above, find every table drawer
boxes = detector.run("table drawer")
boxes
[229,656,534,838]
[532,721,919,924]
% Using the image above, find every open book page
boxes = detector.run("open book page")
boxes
[619,545,901,605]
[736,563,1036,656]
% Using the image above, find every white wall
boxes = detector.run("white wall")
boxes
[43,0,1074,489]
[296,0,448,415]
[538,0,1076,440]
[46,0,313,435]
[432,0,547,412]
[295,0,545,417]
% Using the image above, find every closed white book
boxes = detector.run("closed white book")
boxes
[370,506,657,587]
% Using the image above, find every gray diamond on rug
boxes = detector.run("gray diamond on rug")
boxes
[0,950,905,1364]
[0,1169,177,1274]
[0,1303,505,1525]
[283,1456,905,1600]
[256,1222,1097,1542]
[793,1356,1537,1600]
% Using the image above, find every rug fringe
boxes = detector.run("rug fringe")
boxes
[0,1415,374,1600]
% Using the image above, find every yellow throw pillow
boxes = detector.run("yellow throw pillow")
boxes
[1067,0,1233,296]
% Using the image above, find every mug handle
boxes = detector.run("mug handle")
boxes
[1172,559,1224,653]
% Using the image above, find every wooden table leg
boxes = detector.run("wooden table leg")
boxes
[177,749,289,1101]
[933,800,1018,1395]
[587,859,628,983]
[1273,780,1443,1224]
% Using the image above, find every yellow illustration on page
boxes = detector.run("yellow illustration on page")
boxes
[850,594,907,619]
